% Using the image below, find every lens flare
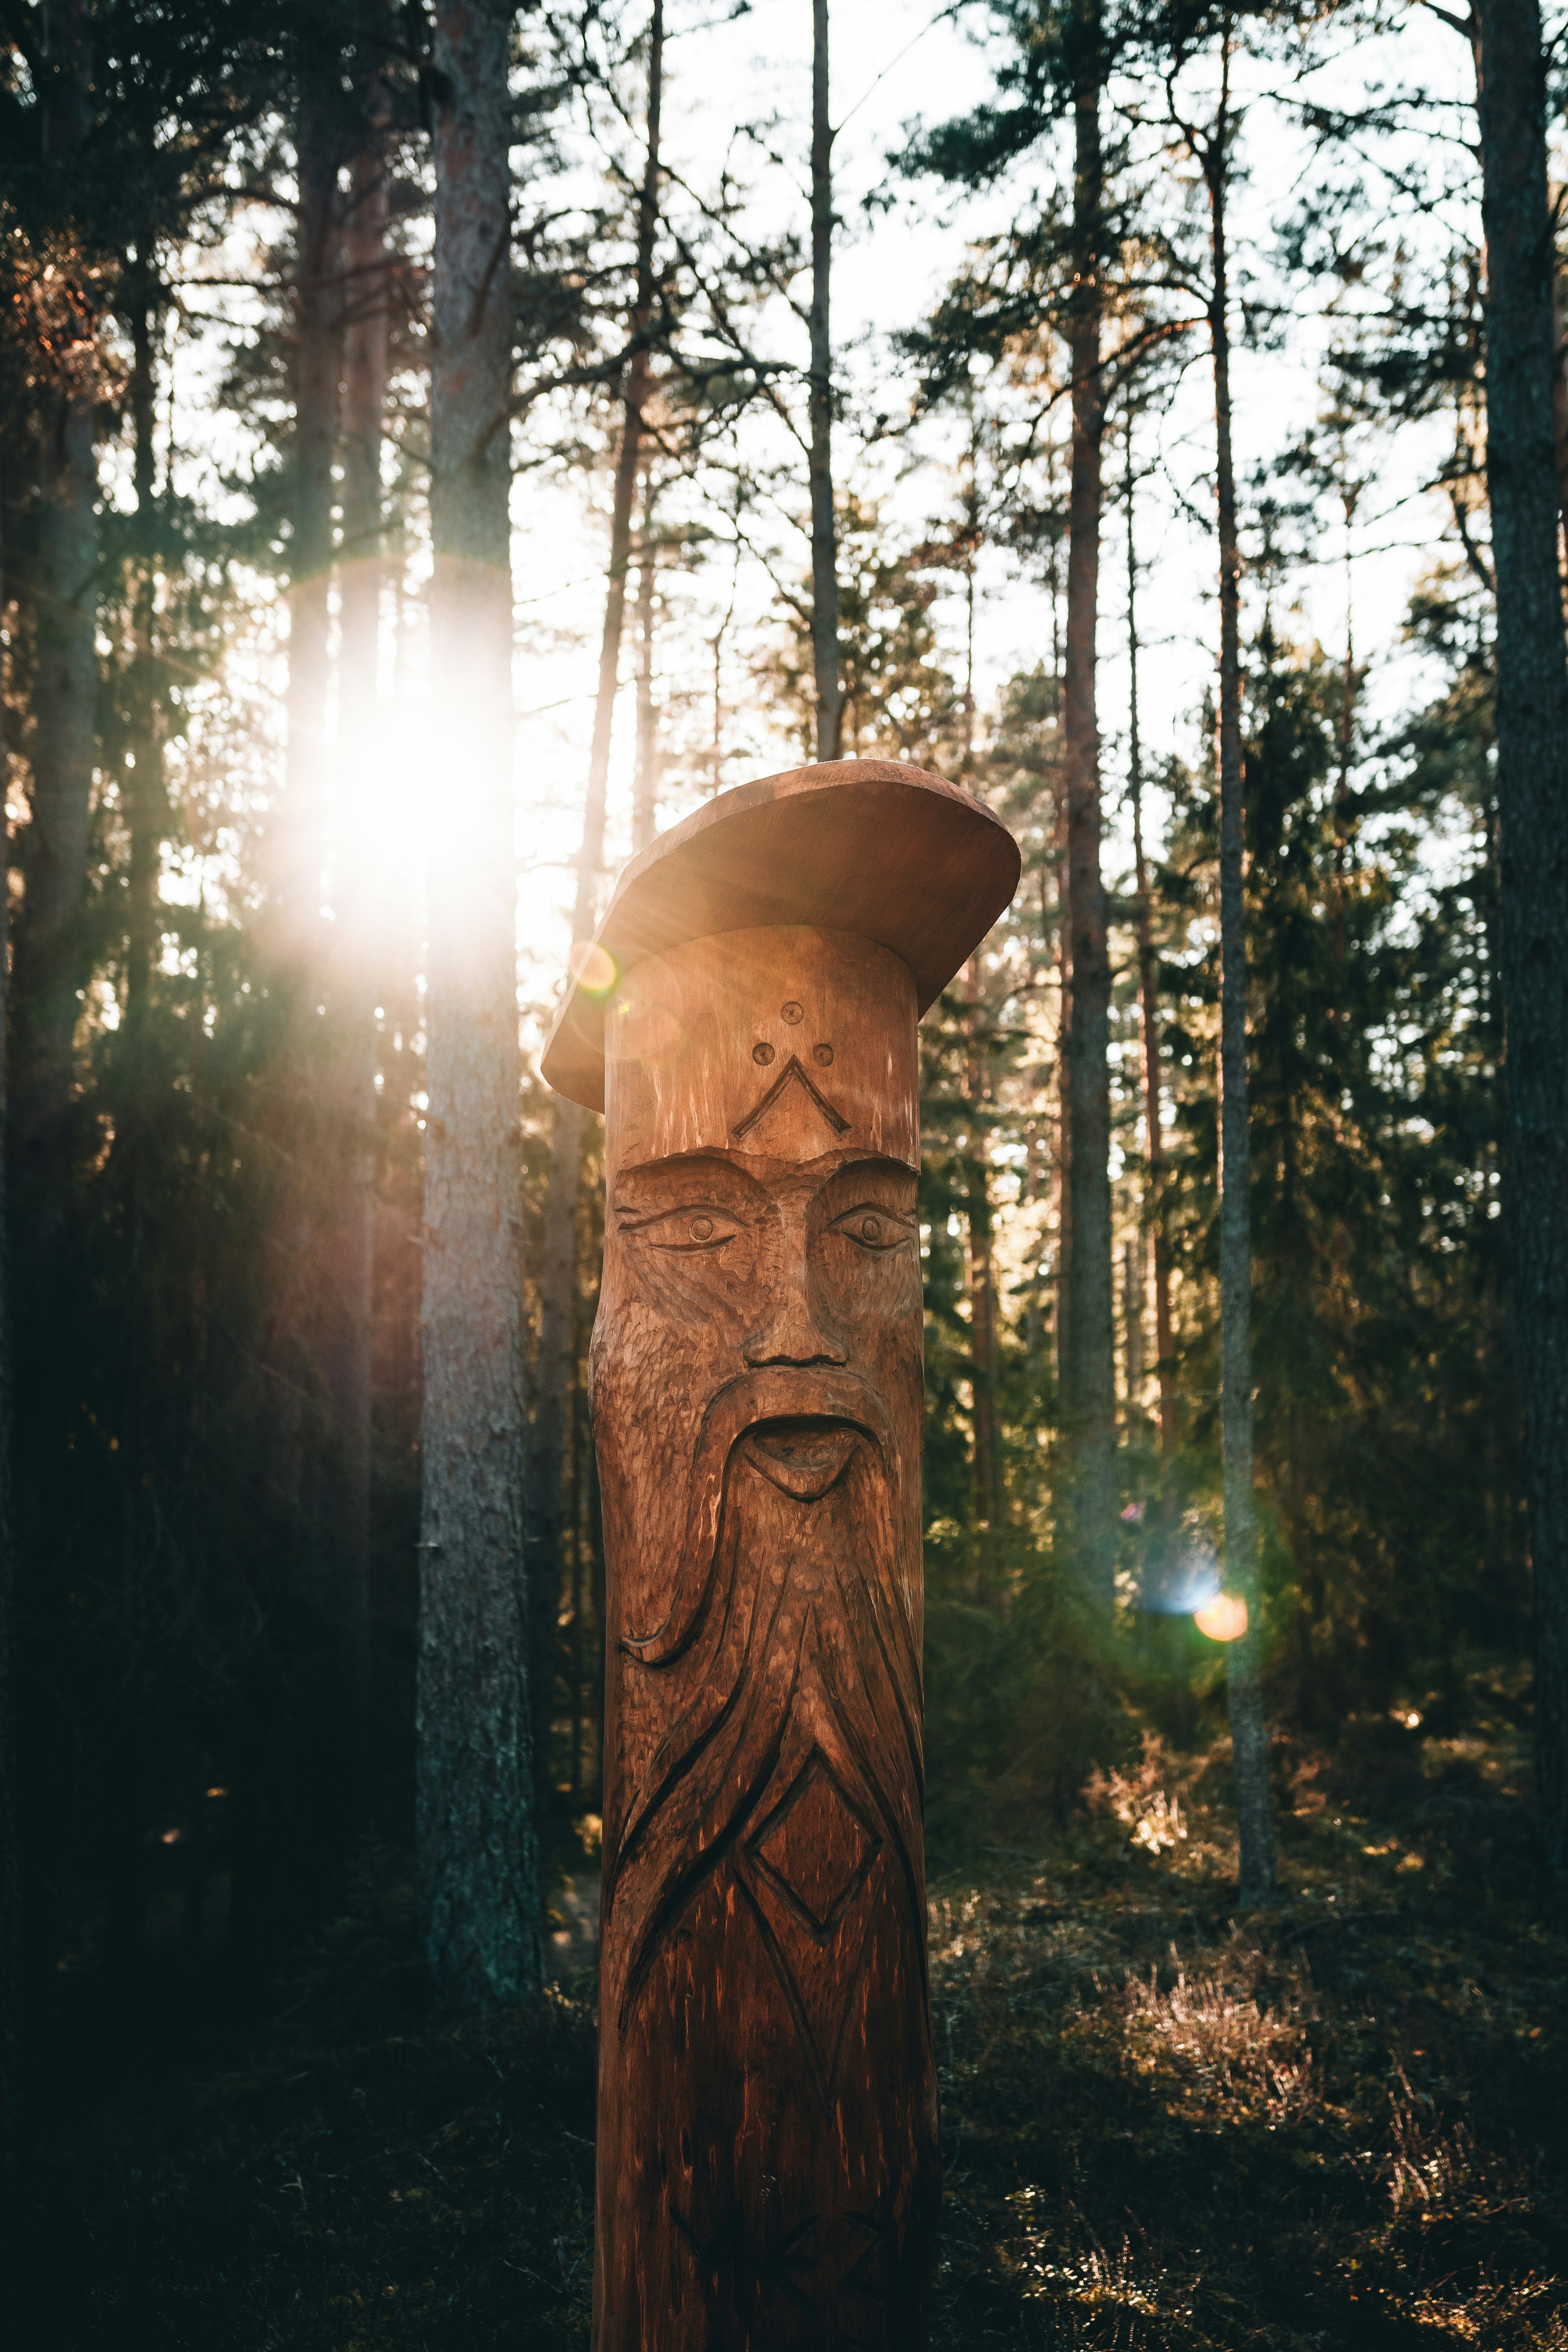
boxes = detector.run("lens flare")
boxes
[1138,1530,1220,1614]
[570,940,618,994]
[1194,1592,1249,1643]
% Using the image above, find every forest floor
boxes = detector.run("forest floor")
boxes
[14,1664,1568,2350]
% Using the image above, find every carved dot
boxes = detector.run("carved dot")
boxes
[690,1216,714,1243]
[781,1000,804,1024]
[860,1215,883,1244]
[752,1041,775,1066]
[813,1042,834,1067]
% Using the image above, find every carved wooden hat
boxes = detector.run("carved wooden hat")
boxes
[541,759,1021,1114]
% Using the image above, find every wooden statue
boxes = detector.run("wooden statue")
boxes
[543,760,1019,2350]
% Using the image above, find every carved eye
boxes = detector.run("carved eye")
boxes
[642,1207,743,1254]
[830,1204,908,1253]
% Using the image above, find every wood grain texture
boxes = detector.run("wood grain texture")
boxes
[590,926,937,2349]
[542,760,1021,1113]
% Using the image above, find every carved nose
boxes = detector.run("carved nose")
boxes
[743,1282,848,1369]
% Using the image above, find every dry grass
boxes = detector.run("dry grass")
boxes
[13,1680,1568,2349]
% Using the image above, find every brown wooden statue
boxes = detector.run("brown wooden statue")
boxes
[543,760,1019,2350]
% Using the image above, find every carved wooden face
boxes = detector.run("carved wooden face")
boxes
[591,925,924,1680]
[589,925,941,2329]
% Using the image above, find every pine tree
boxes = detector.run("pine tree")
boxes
[530,0,664,1833]
[10,0,99,1263]
[808,0,841,758]
[1468,0,1568,1873]
[417,0,541,2008]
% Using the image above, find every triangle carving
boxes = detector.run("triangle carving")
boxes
[732,1053,850,1146]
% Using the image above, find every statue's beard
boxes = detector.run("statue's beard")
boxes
[602,1375,925,2036]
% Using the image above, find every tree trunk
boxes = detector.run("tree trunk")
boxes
[419,0,541,2006]
[12,5,98,1246]
[1054,760,1071,1393]
[282,98,341,956]
[1126,444,1176,1457]
[319,78,392,1799]
[1206,36,1277,1908]
[0,368,19,2195]
[968,1170,1004,1527]
[1474,0,1568,1873]
[1123,1236,1146,1403]
[1549,261,1568,571]
[1060,0,1116,1608]
[965,958,1003,1529]
[808,0,841,760]
[5,0,95,2170]
[528,0,662,1827]
[632,467,659,855]
[261,91,342,1544]
[124,288,164,1041]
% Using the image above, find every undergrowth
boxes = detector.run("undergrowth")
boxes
[11,1666,1566,2348]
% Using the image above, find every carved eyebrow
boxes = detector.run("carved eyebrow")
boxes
[612,1197,751,1234]
[611,1153,771,1227]
[815,1154,918,1197]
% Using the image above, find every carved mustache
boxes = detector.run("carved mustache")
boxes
[619,1364,894,1669]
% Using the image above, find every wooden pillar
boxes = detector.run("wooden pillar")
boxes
[543,760,1017,2352]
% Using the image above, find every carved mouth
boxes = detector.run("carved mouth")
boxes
[620,1367,893,1666]
[745,1416,860,1502]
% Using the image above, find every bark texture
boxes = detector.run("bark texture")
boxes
[0,387,18,2191]
[12,0,97,1244]
[528,0,662,1824]
[808,0,841,761]
[968,1165,1004,1528]
[1060,0,1116,1608]
[281,100,342,953]
[1206,48,1277,1907]
[1474,0,1568,1872]
[632,469,659,855]
[1127,457,1176,1456]
[419,0,541,2006]
[259,88,343,1541]
[964,958,1003,1528]
[319,81,392,1787]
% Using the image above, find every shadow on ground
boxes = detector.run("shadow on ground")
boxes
[11,1680,1568,2348]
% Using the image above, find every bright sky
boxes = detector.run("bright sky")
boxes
[146,0,1490,1062]
[502,0,1482,1053]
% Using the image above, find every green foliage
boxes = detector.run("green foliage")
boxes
[1148,610,1513,1737]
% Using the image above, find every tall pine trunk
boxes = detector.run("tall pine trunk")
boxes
[6,0,95,2156]
[123,284,166,1045]
[1473,0,1568,1873]
[283,101,341,957]
[965,958,1004,1529]
[0,381,18,2192]
[1126,442,1176,1458]
[808,0,841,759]
[1060,0,1116,1607]
[319,79,392,1798]
[632,468,659,855]
[419,0,541,2006]
[1205,33,1277,1907]
[528,0,662,1827]
[13,0,97,1251]
[261,91,342,1546]
[1549,264,1568,568]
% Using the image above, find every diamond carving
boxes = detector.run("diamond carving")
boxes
[749,1751,879,1938]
